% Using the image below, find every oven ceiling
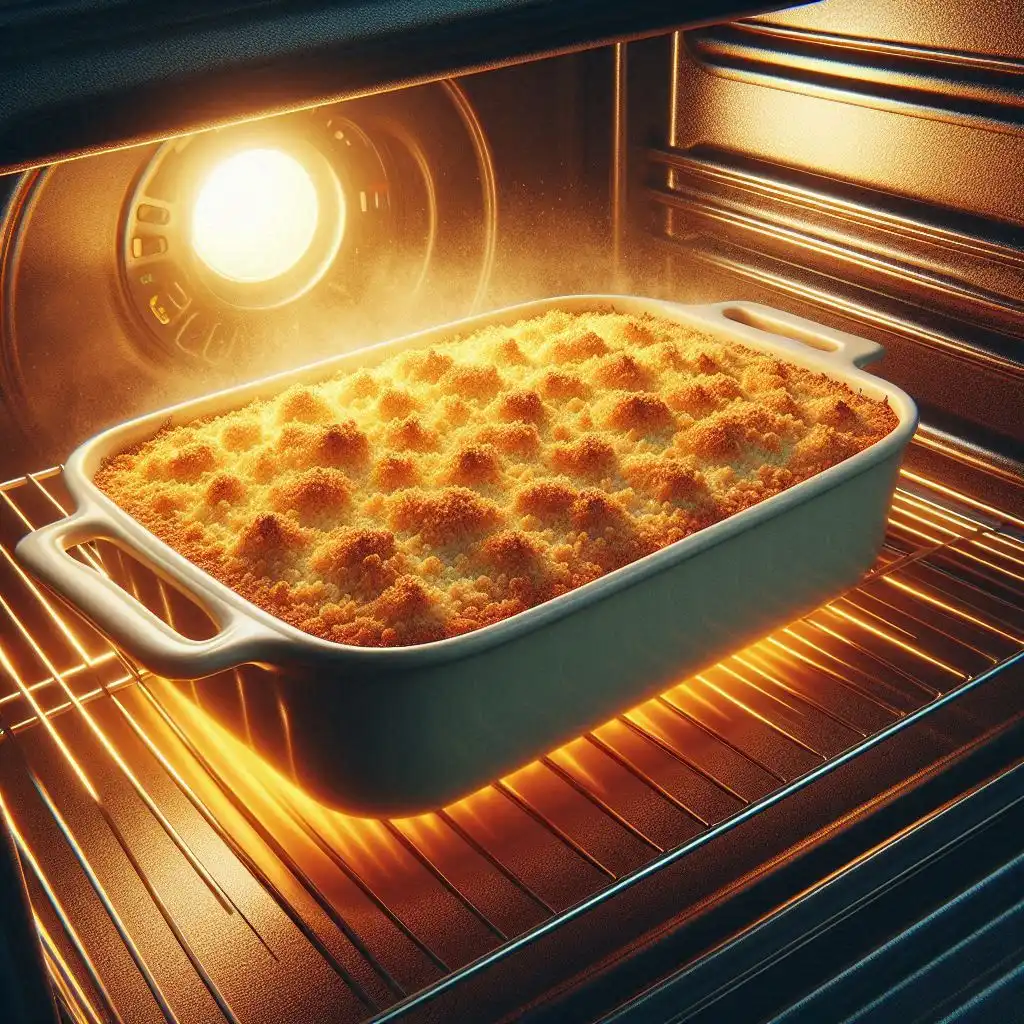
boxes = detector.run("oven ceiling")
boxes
[0,0,795,173]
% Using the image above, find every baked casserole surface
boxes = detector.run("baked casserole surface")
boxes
[95,311,898,647]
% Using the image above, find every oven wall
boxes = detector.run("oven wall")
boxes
[642,0,1024,459]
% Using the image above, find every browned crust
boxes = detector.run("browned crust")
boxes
[95,310,899,647]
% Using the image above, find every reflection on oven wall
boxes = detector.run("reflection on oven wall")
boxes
[0,49,625,480]
[650,0,1024,466]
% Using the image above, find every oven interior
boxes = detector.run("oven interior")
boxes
[1,0,1023,1021]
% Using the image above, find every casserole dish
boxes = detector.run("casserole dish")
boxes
[15,297,918,814]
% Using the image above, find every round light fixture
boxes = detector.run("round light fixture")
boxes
[190,148,323,283]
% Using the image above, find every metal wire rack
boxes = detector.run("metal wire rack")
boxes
[0,455,1022,1024]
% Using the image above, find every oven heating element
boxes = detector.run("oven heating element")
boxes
[0,445,1022,1024]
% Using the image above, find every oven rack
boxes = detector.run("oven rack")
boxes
[0,451,1022,1024]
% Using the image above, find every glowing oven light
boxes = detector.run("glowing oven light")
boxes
[190,148,321,283]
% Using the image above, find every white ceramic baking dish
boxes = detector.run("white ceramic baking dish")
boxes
[16,296,917,814]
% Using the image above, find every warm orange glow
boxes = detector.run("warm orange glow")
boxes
[1,589,241,913]
[110,690,219,816]
[0,657,119,709]
[277,696,298,783]
[882,576,1023,644]
[823,605,966,678]
[984,531,1024,555]
[0,792,108,1019]
[953,546,1024,583]
[969,537,1024,571]
[892,491,979,533]
[0,545,94,665]
[155,577,178,628]
[36,915,104,1024]
[0,638,100,801]
[697,673,818,753]
[832,597,917,639]
[391,812,446,840]
[771,631,889,693]
[885,517,947,546]
[152,683,395,870]
[191,149,322,283]
[6,684,126,734]
[623,705,670,742]
[888,505,962,539]
[731,652,811,707]
[665,681,723,718]
[0,488,34,530]
[549,742,606,794]
[900,469,1024,530]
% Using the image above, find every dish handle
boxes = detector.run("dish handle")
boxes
[15,509,278,681]
[697,301,885,368]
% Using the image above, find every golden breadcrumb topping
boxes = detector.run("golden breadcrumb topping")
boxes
[95,310,898,647]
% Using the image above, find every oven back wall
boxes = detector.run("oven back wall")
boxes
[650,0,1024,457]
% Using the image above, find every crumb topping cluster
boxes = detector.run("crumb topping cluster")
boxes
[95,310,898,647]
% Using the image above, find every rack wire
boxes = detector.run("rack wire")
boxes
[0,455,1022,1023]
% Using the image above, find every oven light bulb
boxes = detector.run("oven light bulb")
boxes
[190,148,320,283]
